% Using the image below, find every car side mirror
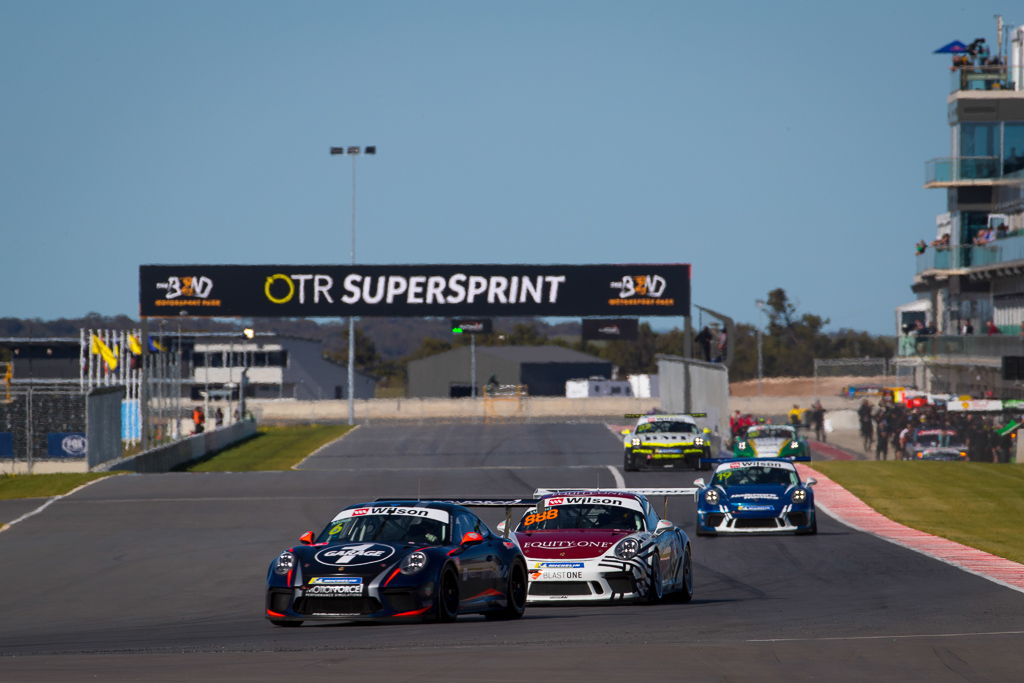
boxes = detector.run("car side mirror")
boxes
[298,531,315,545]
[620,428,631,435]
[805,478,817,486]
[703,428,712,434]
[495,521,507,534]
[461,531,484,546]
[693,478,705,488]
[655,519,673,534]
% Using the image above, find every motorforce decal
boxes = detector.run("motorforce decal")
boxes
[314,543,396,567]
[544,496,644,512]
[331,506,451,524]
[139,264,690,317]
[305,584,364,596]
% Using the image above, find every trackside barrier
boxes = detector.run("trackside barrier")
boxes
[657,354,729,445]
[97,420,258,473]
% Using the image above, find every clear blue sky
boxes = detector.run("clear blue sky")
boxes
[1,1,1017,334]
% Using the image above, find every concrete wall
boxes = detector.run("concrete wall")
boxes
[251,396,665,422]
[99,420,258,473]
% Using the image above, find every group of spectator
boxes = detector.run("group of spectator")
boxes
[857,397,1016,462]
[695,325,727,363]
[950,37,1001,69]
[729,399,827,442]
[915,224,1019,254]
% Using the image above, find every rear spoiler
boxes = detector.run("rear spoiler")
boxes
[374,497,536,538]
[532,487,698,518]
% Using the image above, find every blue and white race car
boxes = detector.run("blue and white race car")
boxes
[693,459,817,535]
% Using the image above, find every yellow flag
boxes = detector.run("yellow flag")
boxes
[90,334,118,371]
[128,334,143,356]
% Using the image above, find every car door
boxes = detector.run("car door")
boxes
[452,511,495,603]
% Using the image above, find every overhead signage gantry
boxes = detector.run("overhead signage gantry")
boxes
[138,264,691,318]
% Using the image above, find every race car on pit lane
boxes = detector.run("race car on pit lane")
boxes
[901,428,969,461]
[496,489,695,604]
[265,500,527,625]
[693,459,817,535]
[732,423,811,461]
[621,413,713,471]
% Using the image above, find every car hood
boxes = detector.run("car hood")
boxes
[514,529,631,559]
[718,484,790,502]
[749,437,786,455]
[292,541,416,579]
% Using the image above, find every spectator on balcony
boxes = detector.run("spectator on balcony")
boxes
[959,319,974,335]
[930,233,950,249]
[916,240,927,255]
[974,227,995,246]
[986,320,1001,335]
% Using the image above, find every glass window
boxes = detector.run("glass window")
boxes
[209,352,224,368]
[960,123,998,157]
[1004,123,1024,176]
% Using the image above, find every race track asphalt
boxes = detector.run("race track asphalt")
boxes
[1,421,1022,682]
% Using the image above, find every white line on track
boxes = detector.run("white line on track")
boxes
[0,476,113,535]
[292,425,361,469]
[749,630,1024,643]
[606,464,625,488]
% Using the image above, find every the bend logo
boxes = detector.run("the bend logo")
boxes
[156,276,214,300]
[315,543,395,567]
[609,275,667,299]
[61,435,87,456]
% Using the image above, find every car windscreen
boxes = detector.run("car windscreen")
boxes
[319,513,450,546]
[713,466,799,488]
[635,421,696,434]
[746,427,794,440]
[914,432,960,447]
[515,504,645,532]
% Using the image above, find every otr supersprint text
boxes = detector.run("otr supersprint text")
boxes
[264,273,568,306]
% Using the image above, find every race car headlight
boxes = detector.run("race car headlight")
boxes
[737,442,747,450]
[614,537,640,560]
[789,442,801,450]
[704,489,720,505]
[694,437,704,446]
[631,437,641,446]
[400,551,428,575]
[274,551,295,576]
[791,488,808,503]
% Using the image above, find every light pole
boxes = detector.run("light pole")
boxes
[330,145,376,425]
[755,300,766,396]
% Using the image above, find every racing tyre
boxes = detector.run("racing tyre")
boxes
[486,562,527,620]
[644,553,664,604]
[624,451,637,472]
[669,545,693,603]
[432,566,460,623]
[269,619,302,627]
[797,518,818,535]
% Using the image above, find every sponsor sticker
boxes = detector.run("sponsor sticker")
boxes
[523,540,613,550]
[534,562,585,569]
[332,506,450,524]
[309,577,363,585]
[305,584,364,596]
[537,571,584,580]
[315,543,396,567]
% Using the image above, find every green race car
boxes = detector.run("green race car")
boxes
[732,424,810,461]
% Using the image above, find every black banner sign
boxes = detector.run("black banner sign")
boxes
[138,264,690,318]
[582,318,639,341]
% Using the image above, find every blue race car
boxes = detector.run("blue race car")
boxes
[693,459,817,535]
[266,500,527,625]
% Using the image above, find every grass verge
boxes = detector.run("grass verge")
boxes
[811,461,1024,565]
[0,472,119,501]
[187,424,354,472]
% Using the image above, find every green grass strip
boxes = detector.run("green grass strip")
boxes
[0,472,119,501]
[187,424,354,472]
[812,461,1024,565]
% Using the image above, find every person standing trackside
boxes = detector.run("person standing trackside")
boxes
[811,400,826,442]
[192,406,205,434]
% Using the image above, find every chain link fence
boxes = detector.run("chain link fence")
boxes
[0,385,87,472]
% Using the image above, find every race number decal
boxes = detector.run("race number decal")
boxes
[524,509,559,526]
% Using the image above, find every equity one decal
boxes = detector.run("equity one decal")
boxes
[315,543,396,567]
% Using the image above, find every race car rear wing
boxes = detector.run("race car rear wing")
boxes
[532,487,698,519]
[375,497,537,538]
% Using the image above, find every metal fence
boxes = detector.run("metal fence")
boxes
[0,385,87,471]
[813,358,892,378]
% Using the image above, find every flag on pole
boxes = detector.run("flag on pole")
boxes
[91,334,119,371]
[149,337,167,353]
[128,334,143,355]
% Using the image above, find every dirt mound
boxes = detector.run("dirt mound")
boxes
[730,376,891,398]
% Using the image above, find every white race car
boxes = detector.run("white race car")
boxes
[499,488,695,604]
[620,413,713,471]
